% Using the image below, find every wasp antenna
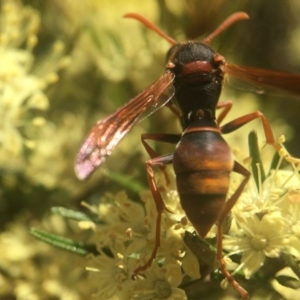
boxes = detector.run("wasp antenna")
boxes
[124,13,177,46]
[202,12,249,44]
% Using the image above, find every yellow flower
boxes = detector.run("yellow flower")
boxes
[223,211,289,278]
[223,165,300,279]
[87,247,132,300]
[131,262,187,300]
[81,176,196,299]
[0,0,69,181]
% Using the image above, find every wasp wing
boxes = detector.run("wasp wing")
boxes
[225,63,300,96]
[75,71,175,180]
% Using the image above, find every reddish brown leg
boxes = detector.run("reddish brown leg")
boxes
[165,102,181,119]
[217,161,250,300]
[141,133,180,184]
[216,100,233,125]
[132,153,173,278]
[220,111,281,152]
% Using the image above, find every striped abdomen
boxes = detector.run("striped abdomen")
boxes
[173,128,233,237]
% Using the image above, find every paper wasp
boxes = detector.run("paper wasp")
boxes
[75,12,300,299]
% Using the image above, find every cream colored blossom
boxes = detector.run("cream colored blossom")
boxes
[0,0,76,192]
[223,164,300,279]
[0,1,44,171]
[81,178,195,299]
[25,113,85,190]
[131,262,187,300]
[223,211,290,278]
[0,0,69,182]
[87,247,132,300]
[56,0,166,86]
[84,191,147,248]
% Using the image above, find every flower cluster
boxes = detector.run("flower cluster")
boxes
[80,150,300,299]
[222,157,300,298]
[0,0,44,172]
[0,0,74,189]
[80,173,199,300]
[223,160,300,267]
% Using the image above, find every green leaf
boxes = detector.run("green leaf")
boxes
[51,206,101,223]
[30,228,97,256]
[103,169,146,194]
[268,151,281,175]
[183,231,216,277]
[248,131,266,189]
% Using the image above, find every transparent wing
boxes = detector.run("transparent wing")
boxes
[75,71,175,180]
[225,63,300,96]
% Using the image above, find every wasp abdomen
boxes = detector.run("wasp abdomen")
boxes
[173,130,233,237]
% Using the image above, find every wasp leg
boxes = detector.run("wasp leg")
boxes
[132,152,173,279]
[217,160,250,300]
[141,133,180,185]
[216,100,233,125]
[165,101,181,119]
[220,110,281,152]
